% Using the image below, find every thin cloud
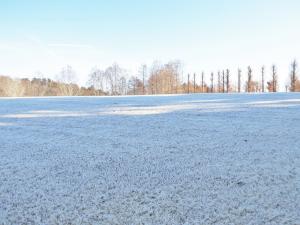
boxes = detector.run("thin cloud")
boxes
[48,43,93,49]
[0,45,19,51]
[25,34,58,58]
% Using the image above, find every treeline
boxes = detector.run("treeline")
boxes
[0,77,106,97]
[0,65,107,97]
[1,60,300,97]
[88,59,300,95]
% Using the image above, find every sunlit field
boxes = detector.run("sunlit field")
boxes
[0,93,299,224]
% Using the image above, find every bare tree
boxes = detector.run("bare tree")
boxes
[226,69,230,93]
[147,61,182,94]
[165,61,182,94]
[128,76,143,95]
[290,60,298,92]
[105,63,125,95]
[138,64,147,95]
[56,65,78,95]
[247,66,253,92]
[222,70,225,93]
[238,69,242,93]
[172,60,184,94]
[218,71,221,93]
[87,67,105,92]
[148,61,161,94]
[56,65,78,84]
[187,74,190,94]
[193,73,196,93]
[201,72,204,93]
[261,66,265,93]
[210,72,214,93]
[245,66,260,92]
[0,76,25,96]
[271,64,278,92]
[119,76,127,95]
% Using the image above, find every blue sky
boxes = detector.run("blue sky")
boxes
[1,0,300,88]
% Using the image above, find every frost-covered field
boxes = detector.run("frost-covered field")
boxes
[0,93,299,225]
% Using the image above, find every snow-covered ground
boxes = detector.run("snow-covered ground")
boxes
[0,93,299,225]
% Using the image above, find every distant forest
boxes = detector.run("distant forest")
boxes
[1,60,300,97]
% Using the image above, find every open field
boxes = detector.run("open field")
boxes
[0,93,300,224]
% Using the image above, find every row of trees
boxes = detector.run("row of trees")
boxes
[0,76,106,97]
[0,66,106,97]
[88,60,300,95]
[0,60,299,97]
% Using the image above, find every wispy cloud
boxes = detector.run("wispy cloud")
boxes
[0,45,19,51]
[25,34,58,58]
[48,43,93,49]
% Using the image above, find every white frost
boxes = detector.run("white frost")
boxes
[0,93,299,224]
